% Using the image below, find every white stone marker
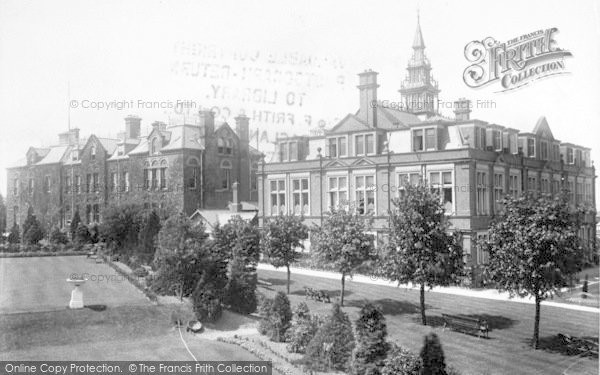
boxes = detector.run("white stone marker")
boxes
[66,278,87,309]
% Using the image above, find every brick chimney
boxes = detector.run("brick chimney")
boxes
[58,128,80,145]
[151,121,167,132]
[357,70,379,127]
[230,182,242,213]
[125,115,141,139]
[453,98,471,121]
[199,110,215,136]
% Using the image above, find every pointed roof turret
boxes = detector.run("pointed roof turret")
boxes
[413,13,425,49]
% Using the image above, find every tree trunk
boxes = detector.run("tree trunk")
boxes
[286,265,291,295]
[533,294,541,349]
[420,282,427,326]
[341,274,346,306]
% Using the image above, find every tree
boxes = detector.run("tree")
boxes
[484,193,584,349]
[192,249,228,322]
[420,333,446,375]
[262,214,309,294]
[304,303,355,371]
[49,226,69,245]
[23,214,44,245]
[99,204,144,253]
[258,292,293,342]
[380,183,463,325]
[7,224,20,244]
[21,206,35,240]
[75,223,91,245]
[0,193,6,235]
[352,302,390,375]
[312,208,375,306]
[70,210,81,241]
[138,209,161,261]
[286,302,322,354]
[214,216,260,314]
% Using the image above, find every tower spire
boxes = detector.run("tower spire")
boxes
[413,9,425,49]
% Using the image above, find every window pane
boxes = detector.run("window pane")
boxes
[425,129,435,149]
[301,178,308,190]
[356,135,364,155]
[355,176,364,188]
[339,138,347,156]
[366,176,374,187]
[329,177,337,190]
[339,177,347,189]
[293,179,300,191]
[410,174,420,185]
[278,180,285,191]
[366,134,374,154]
[430,172,440,185]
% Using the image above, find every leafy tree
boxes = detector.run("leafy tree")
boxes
[312,208,375,306]
[23,214,44,245]
[75,223,91,244]
[263,292,293,342]
[99,204,144,253]
[286,302,322,354]
[380,183,463,325]
[484,193,584,349]
[304,303,355,371]
[70,210,81,241]
[0,193,6,235]
[420,333,446,375]
[352,302,389,375]
[7,224,20,244]
[262,214,309,294]
[138,209,161,260]
[49,226,69,245]
[151,213,210,300]
[21,206,35,240]
[381,344,422,375]
[214,216,260,314]
[192,250,228,322]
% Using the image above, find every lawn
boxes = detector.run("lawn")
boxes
[257,269,599,375]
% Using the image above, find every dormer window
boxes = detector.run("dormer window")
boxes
[327,136,347,158]
[413,128,436,152]
[355,134,375,156]
[526,138,535,157]
[492,130,502,151]
[279,141,298,162]
[218,138,233,155]
[151,138,159,155]
[566,147,574,164]
[91,145,96,160]
[540,141,548,160]
[71,150,78,161]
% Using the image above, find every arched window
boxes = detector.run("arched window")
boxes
[218,138,233,155]
[220,159,232,190]
[217,138,225,154]
[160,160,168,189]
[188,157,200,189]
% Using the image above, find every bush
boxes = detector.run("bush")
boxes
[192,260,228,323]
[303,303,355,371]
[381,344,422,375]
[352,303,390,375]
[259,292,292,342]
[75,223,91,245]
[420,333,446,375]
[286,303,323,354]
[7,224,20,244]
[23,217,44,245]
[49,226,69,245]
[133,267,149,278]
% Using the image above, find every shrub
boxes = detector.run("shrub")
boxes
[75,223,91,245]
[352,303,390,375]
[303,303,355,371]
[7,224,20,244]
[257,293,274,335]
[192,260,228,323]
[23,216,44,245]
[420,333,446,375]
[49,226,69,245]
[286,303,322,354]
[70,211,81,241]
[261,292,292,342]
[381,344,422,375]
[133,267,149,278]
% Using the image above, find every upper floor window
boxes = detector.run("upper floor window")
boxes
[328,137,347,158]
[397,172,422,199]
[270,179,286,215]
[540,141,548,160]
[575,149,582,166]
[492,130,502,151]
[91,145,96,160]
[552,144,560,161]
[218,138,233,155]
[86,174,92,193]
[75,175,81,193]
[354,175,375,214]
[279,141,298,161]
[110,173,117,192]
[93,173,99,192]
[44,176,51,193]
[187,157,200,189]
[355,134,375,156]
[476,171,489,215]
[475,127,486,149]
[13,179,18,196]
[526,138,535,157]
[151,138,158,155]
[509,174,519,198]
[251,163,258,191]
[541,178,550,194]
[566,147,574,164]
[220,159,232,190]
[71,150,78,161]
[430,171,453,214]
[122,172,130,192]
[413,128,436,151]
[65,176,72,194]
[493,173,504,211]
[28,178,34,196]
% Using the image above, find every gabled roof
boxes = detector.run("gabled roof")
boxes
[328,114,370,134]
[161,125,204,151]
[96,138,119,155]
[377,107,421,129]
[532,116,554,140]
[36,146,70,165]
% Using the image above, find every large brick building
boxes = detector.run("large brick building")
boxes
[257,18,597,272]
[6,112,261,230]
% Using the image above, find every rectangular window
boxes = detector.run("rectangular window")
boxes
[13,179,18,196]
[328,176,348,209]
[576,182,583,203]
[509,174,519,198]
[476,234,489,264]
[476,171,488,215]
[575,149,582,166]
[413,130,424,151]
[93,173,99,192]
[397,172,421,199]
[92,204,100,222]
[540,141,548,160]
[160,168,166,189]
[527,176,537,192]
[527,138,535,157]
[75,175,81,193]
[13,206,18,225]
[86,174,91,193]
[541,178,550,194]
[270,179,286,215]
[151,169,157,189]
[567,148,574,164]
[493,131,501,151]
[425,129,436,150]
[552,144,559,161]
[552,178,560,195]
[122,172,130,192]
[188,168,197,189]
[110,173,117,192]
[328,137,346,158]
[493,173,504,211]
[279,142,289,162]
[292,178,309,215]
[355,135,364,155]
[474,128,481,148]
[28,178,34,196]
[86,205,92,223]
[366,134,374,154]
[429,171,453,214]
[43,176,50,193]
[480,129,487,149]
[221,169,230,190]
[567,179,574,203]
[289,142,298,161]
[65,176,72,194]
[354,175,375,214]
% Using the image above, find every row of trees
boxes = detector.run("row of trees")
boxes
[262,184,588,349]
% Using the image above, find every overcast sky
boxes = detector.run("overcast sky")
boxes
[1,0,599,197]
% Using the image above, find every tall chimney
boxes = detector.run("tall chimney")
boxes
[230,182,242,213]
[357,70,379,127]
[125,115,141,139]
[453,98,471,121]
[151,121,167,132]
[199,110,215,136]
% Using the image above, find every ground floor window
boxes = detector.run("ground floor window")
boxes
[270,179,286,215]
[292,178,309,215]
[328,176,348,210]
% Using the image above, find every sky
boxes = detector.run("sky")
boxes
[0,0,599,197]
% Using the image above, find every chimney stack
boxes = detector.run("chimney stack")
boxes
[230,182,242,213]
[59,128,80,146]
[357,70,379,127]
[125,115,141,139]
[235,115,249,144]
[151,121,167,132]
[199,110,215,136]
[453,98,471,121]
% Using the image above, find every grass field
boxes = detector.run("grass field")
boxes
[257,269,599,375]
[0,256,272,366]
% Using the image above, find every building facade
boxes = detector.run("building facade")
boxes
[257,19,597,274]
[6,112,261,230]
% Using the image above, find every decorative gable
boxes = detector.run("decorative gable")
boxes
[532,116,554,140]
[351,158,376,167]
[328,114,370,134]
[324,159,349,168]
